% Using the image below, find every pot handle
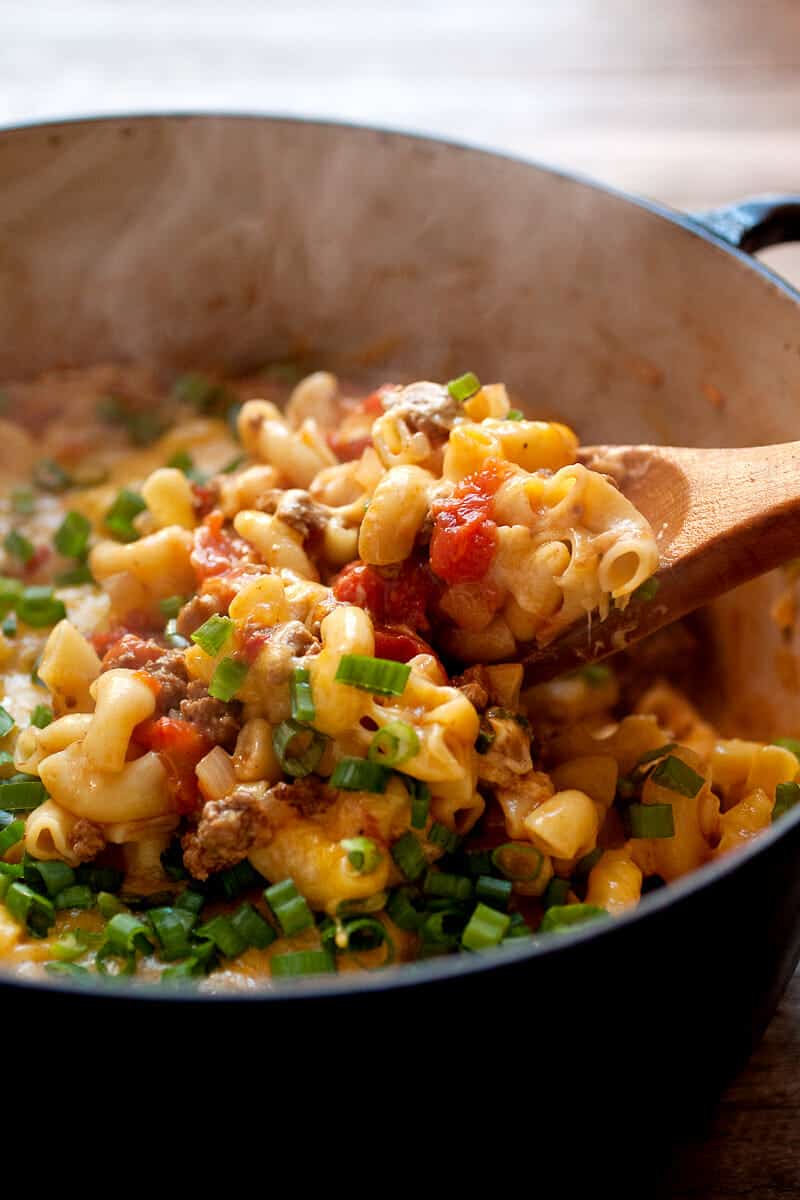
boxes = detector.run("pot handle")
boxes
[691,195,800,254]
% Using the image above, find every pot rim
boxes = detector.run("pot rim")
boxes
[1,109,799,1004]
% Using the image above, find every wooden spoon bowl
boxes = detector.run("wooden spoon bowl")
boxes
[522,440,800,682]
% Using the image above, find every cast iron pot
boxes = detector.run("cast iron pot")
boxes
[2,116,800,1121]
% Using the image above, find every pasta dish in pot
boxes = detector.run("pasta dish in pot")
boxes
[0,364,794,988]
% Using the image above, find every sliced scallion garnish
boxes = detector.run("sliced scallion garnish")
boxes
[341,836,383,874]
[264,878,314,937]
[4,530,34,564]
[290,667,316,724]
[30,705,53,729]
[423,870,473,902]
[208,657,248,702]
[446,372,481,402]
[272,719,328,778]
[649,755,704,798]
[773,781,800,822]
[334,654,410,696]
[627,802,675,839]
[4,881,55,937]
[461,902,510,951]
[367,720,419,767]
[17,586,66,628]
[390,832,427,882]
[104,488,146,543]
[271,949,336,978]
[539,903,608,934]
[190,613,233,655]
[491,842,544,882]
[54,511,91,559]
[330,756,390,793]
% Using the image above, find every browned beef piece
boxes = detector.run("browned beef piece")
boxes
[179,680,241,749]
[181,787,276,879]
[381,381,461,440]
[69,818,106,863]
[451,665,493,712]
[271,619,320,658]
[256,488,329,541]
[176,592,226,639]
[101,634,189,713]
[270,777,329,818]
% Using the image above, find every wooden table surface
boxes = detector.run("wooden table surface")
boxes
[2,2,800,1192]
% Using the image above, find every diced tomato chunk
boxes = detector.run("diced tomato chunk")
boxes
[333,559,435,632]
[191,511,252,581]
[328,431,373,462]
[133,716,212,815]
[429,459,513,585]
[373,626,435,663]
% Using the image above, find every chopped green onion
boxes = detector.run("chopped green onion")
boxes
[5,881,55,936]
[504,911,532,940]
[0,751,14,769]
[216,858,262,900]
[650,755,704,799]
[428,822,461,854]
[51,930,91,961]
[33,459,72,492]
[633,577,660,603]
[627,802,675,839]
[175,888,205,915]
[773,737,800,757]
[341,836,383,874]
[149,907,197,960]
[367,720,419,767]
[773,781,800,822]
[0,772,46,811]
[230,902,276,950]
[4,530,34,564]
[0,577,22,611]
[77,864,123,893]
[0,706,13,737]
[634,742,678,770]
[462,849,495,877]
[491,842,544,882]
[21,856,71,897]
[94,945,136,977]
[446,372,481,403]
[271,949,336,978]
[272,719,328,778]
[290,667,316,723]
[208,657,248,702]
[54,563,95,587]
[194,913,248,958]
[97,892,127,919]
[336,917,395,964]
[0,776,47,811]
[579,664,612,687]
[221,454,246,474]
[172,373,227,411]
[164,618,190,649]
[475,727,496,754]
[1,613,15,637]
[402,776,431,829]
[104,488,146,542]
[423,870,473,902]
[505,408,524,421]
[0,817,24,855]
[461,902,510,950]
[11,488,35,515]
[17,586,66,628]
[391,832,427,882]
[160,957,207,984]
[386,886,427,930]
[45,961,90,979]
[330,756,390,793]
[53,884,94,910]
[542,877,571,909]
[264,878,314,937]
[421,907,466,948]
[334,654,411,697]
[190,613,233,656]
[539,903,608,934]
[159,594,185,620]
[574,847,604,876]
[30,705,53,729]
[104,912,154,956]
[167,450,194,474]
[54,511,91,559]
[475,874,513,908]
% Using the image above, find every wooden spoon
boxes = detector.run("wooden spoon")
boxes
[522,440,800,682]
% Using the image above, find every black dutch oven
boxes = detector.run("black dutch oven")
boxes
[2,117,800,1131]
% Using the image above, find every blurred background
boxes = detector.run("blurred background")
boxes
[2,0,799,282]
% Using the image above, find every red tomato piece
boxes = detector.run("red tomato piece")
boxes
[429,459,513,585]
[191,511,251,582]
[333,559,435,632]
[133,716,212,815]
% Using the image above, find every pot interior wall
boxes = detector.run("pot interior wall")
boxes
[1,115,798,736]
